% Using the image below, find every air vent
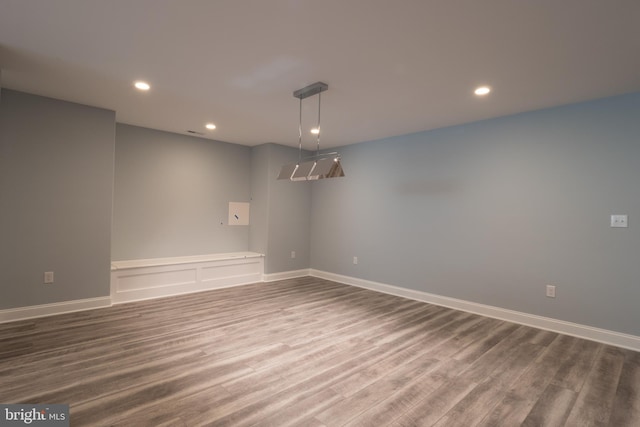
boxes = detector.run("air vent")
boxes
[186,130,204,136]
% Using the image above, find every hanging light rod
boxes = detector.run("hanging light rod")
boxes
[293,82,328,100]
[277,81,344,181]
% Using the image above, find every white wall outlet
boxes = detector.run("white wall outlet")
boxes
[44,271,54,284]
[546,285,556,298]
[353,256,358,265]
[291,251,296,259]
[610,214,628,228]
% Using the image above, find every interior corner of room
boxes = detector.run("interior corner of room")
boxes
[1,0,640,358]
[2,86,640,352]
[3,2,640,423]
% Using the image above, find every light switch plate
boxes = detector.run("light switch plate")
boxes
[610,214,628,228]
[44,271,54,284]
[546,285,556,298]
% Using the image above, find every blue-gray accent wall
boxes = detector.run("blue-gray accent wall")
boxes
[311,92,640,336]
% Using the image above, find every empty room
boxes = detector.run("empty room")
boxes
[1,1,639,426]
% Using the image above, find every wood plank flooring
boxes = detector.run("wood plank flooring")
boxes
[0,276,638,426]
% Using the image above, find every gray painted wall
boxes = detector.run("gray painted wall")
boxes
[310,93,640,336]
[264,144,312,274]
[249,144,270,255]
[250,143,312,274]
[0,90,115,309]
[112,124,251,260]
[4,86,639,340]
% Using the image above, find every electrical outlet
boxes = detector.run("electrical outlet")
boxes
[353,256,358,265]
[610,214,628,228]
[44,271,54,284]
[291,251,296,259]
[546,285,556,298]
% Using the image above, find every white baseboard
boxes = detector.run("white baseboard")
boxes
[0,297,112,324]
[263,269,311,282]
[309,269,640,352]
[6,266,638,353]
[1,253,265,323]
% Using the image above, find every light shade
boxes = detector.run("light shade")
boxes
[280,82,344,181]
[277,163,299,180]
[277,156,344,181]
[308,157,344,180]
[291,161,316,181]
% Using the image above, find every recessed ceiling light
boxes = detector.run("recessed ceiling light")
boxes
[205,123,216,130]
[474,86,491,96]
[310,128,320,134]
[134,81,150,91]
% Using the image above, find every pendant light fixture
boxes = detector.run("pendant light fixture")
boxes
[277,82,344,181]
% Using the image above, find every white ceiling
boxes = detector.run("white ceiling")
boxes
[1,0,639,149]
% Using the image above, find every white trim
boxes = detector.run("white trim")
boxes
[263,269,311,282]
[0,297,112,324]
[309,269,640,352]
[111,251,263,270]
[111,252,264,304]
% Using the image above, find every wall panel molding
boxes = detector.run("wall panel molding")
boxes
[111,252,264,304]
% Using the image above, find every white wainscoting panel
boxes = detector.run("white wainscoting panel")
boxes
[116,268,197,292]
[111,252,264,304]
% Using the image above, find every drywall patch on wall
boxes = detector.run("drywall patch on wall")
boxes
[229,202,250,225]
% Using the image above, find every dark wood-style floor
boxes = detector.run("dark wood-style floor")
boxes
[1,277,638,426]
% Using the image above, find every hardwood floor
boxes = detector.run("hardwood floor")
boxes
[0,276,638,426]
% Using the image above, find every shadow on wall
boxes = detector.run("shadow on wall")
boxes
[395,180,461,196]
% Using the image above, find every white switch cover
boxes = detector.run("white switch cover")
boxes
[546,285,556,298]
[44,271,54,284]
[610,214,628,228]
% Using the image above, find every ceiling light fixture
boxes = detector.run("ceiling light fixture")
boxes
[310,128,320,134]
[277,82,344,181]
[134,81,151,91]
[474,86,491,96]
[205,123,216,130]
